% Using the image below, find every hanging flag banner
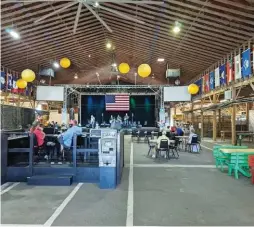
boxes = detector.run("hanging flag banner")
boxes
[220,64,226,86]
[253,45,254,72]
[226,59,234,83]
[194,78,202,95]
[7,73,12,90]
[234,54,242,80]
[12,76,19,93]
[209,71,215,90]
[204,74,209,92]
[1,71,6,90]
[242,48,251,78]
[215,67,220,87]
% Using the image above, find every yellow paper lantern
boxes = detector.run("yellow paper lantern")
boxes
[16,79,27,89]
[118,63,130,74]
[188,84,199,95]
[60,57,71,68]
[138,64,151,78]
[21,69,35,82]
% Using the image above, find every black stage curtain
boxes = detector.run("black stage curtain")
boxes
[80,95,155,126]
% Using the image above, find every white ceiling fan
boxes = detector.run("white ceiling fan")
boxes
[8,0,164,34]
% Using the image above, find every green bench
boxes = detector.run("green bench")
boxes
[212,145,248,171]
[227,153,251,179]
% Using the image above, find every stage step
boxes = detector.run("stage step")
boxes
[27,175,73,186]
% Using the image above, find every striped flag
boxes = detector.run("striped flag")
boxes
[204,74,209,92]
[226,59,234,83]
[105,94,130,111]
[234,54,242,80]
[215,67,220,87]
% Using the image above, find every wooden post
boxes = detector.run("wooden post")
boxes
[232,87,236,145]
[212,94,217,141]
[201,111,204,138]
[218,109,221,133]
[191,103,194,125]
[232,105,236,145]
[246,103,249,131]
[174,106,176,125]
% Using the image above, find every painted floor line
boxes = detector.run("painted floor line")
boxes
[1,182,20,195]
[126,142,134,227]
[43,183,83,226]
[126,164,216,168]
[200,144,213,150]
[1,182,12,190]
[1,225,43,227]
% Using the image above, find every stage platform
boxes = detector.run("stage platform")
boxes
[1,137,254,226]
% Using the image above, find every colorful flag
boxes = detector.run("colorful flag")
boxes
[220,64,226,86]
[105,94,130,111]
[215,67,220,87]
[209,71,215,90]
[194,79,202,95]
[1,71,6,90]
[226,59,234,83]
[234,54,242,80]
[12,76,19,93]
[242,48,251,78]
[204,74,209,92]
[253,45,254,72]
[7,73,12,90]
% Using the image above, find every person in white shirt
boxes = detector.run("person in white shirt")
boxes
[152,131,170,158]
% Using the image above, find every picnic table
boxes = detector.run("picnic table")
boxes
[236,132,254,146]
[220,148,254,179]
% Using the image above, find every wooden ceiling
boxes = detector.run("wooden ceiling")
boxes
[1,0,254,85]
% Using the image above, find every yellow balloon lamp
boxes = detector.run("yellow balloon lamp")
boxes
[138,64,151,78]
[118,63,130,74]
[21,69,35,82]
[60,57,71,68]
[17,79,27,89]
[188,84,199,95]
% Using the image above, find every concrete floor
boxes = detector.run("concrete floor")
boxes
[1,136,254,226]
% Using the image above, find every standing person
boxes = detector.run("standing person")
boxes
[69,106,75,121]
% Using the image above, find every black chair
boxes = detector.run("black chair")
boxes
[147,138,156,156]
[156,139,170,159]
[169,139,179,159]
[197,135,202,151]
[186,136,199,153]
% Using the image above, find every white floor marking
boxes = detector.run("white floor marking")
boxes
[1,225,43,227]
[126,142,134,226]
[43,183,83,226]
[1,182,11,190]
[126,164,216,168]
[200,144,213,150]
[1,182,20,195]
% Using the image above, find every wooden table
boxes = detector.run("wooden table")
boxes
[236,132,254,146]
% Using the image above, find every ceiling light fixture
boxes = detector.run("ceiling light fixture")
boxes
[6,28,20,39]
[94,1,99,7]
[96,72,100,77]
[157,58,165,62]
[106,42,112,49]
[88,54,91,58]
[74,74,78,79]
[53,62,60,68]
[112,63,117,67]
[173,21,181,34]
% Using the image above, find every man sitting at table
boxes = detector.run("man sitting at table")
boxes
[176,124,184,136]
[153,131,170,158]
[58,120,82,162]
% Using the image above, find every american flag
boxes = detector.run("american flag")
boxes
[105,94,130,111]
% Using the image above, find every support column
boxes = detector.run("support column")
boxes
[246,103,249,131]
[191,103,194,125]
[212,94,217,141]
[232,105,236,145]
[231,87,236,145]
[218,109,221,134]
[201,111,204,138]
[173,106,176,125]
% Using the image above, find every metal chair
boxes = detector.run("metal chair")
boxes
[187,136,199,153]
[147,138,156,156]
[169,139,180,158]
[157,139,170,159]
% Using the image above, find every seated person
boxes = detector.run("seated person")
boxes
[30,121,45,147]
[58,120,82,161]
[153,131,170,158]
[170,126,177,133]
[176,126,184,136]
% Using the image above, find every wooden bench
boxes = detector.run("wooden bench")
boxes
[227,153,251,179]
